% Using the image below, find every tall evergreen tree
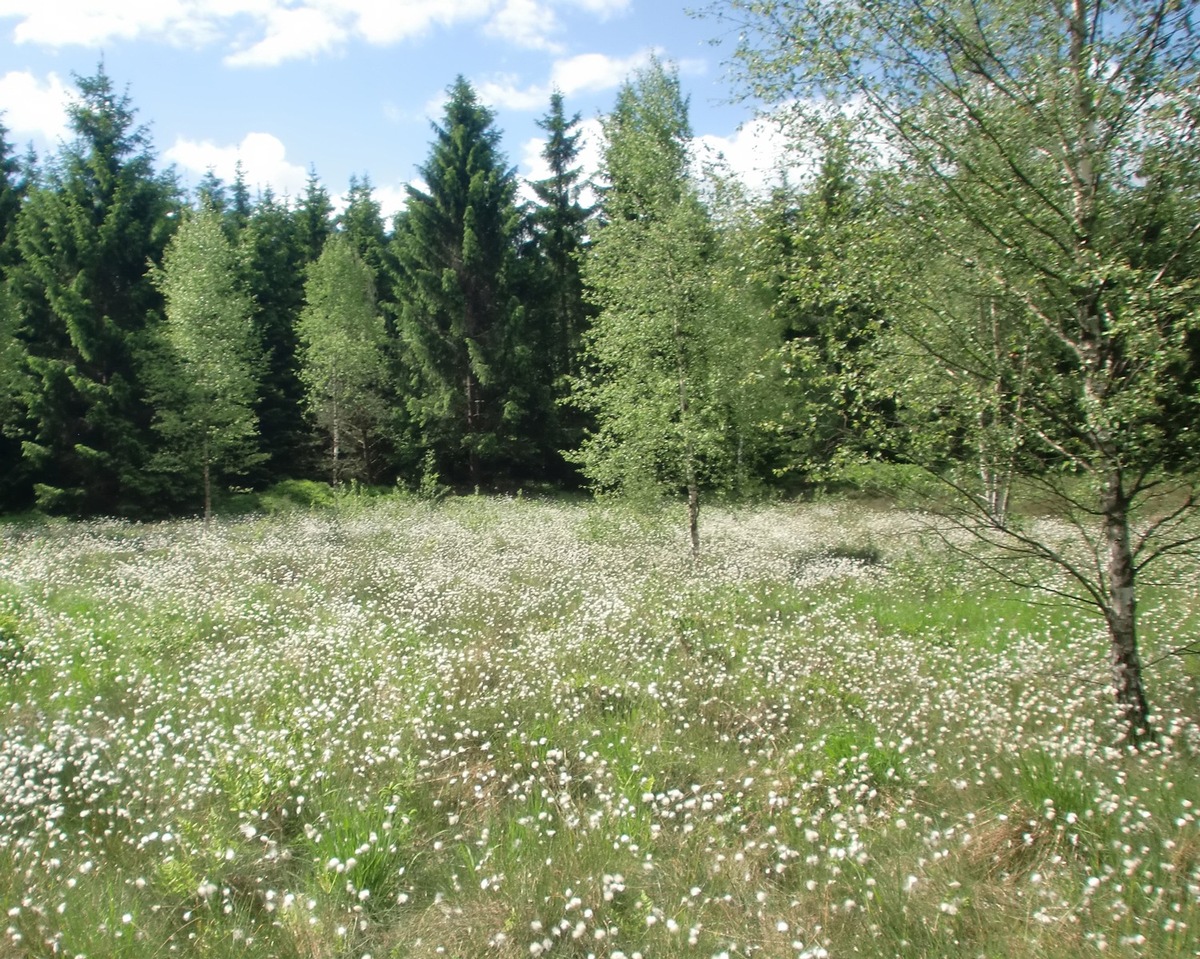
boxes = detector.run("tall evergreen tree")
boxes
[9,66,178,514]
[195,169,227,215]
[0,120,24,273]
[0,121,30,507]
[530,91,592,380]
[294,167,334,265]
[298,234,391,486]
[524,92,595,477]
[228,162,253,234]
[241,188,312,482]
[750,135,891,482]
[0,281,31,509]
[392,77,531,486]
[152,208,262,524]
[338,175,393,307]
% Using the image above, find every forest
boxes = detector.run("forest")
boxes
[0,1,1198,735]
[1,5,1199,956]
[0,7,1196,518]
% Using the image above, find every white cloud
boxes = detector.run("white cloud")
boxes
[367,183,405,221]
[560,0,630,17]
[476,74,546,112]
[343,0,495,45]
[0,70,74,144]
[479,48,656,111]
[484,0,563,53]
[2,0,233,48]
[695,114,811,196]
[519,110,804,201]
[0,1,633,67]
[551,50,654,94]
[164,130,309,198]
[0,1,527,63]
[224,5,347,66]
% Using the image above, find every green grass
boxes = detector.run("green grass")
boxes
[0,495,1196,959]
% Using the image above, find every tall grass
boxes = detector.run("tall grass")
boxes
[0,496,1196,958]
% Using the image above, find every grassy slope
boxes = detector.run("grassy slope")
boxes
[0,496,1197,958]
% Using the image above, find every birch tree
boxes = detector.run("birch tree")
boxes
[298,233,390,487]
[712,0,1200,742]
[573,61,744,558]
[154,208,262,524]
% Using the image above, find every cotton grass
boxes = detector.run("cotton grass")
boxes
[0,495,1197,958]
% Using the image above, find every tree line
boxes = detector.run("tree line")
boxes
[0,2,1197,740]
[0,70,596,514]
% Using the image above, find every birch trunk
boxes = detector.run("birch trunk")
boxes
[1102,473,1154,743]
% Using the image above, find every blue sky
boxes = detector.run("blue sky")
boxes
[0,1,789,219]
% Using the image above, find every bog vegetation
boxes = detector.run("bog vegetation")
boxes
[0,495,1197,958]
[1,1,1198,952]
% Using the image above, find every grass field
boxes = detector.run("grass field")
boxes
[1,495,1197,958]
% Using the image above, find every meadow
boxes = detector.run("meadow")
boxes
[0,494,1197,958]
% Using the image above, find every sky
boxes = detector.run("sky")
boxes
[0,0,791,219]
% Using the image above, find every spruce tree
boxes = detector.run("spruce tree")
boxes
[392,77,531,486]
[228,162,253,234]
[10,66,178,514]
[338,175,393,308]
[241,188,311,482]
[195,169,227,215]
[0,282,30,509]
[0,122,30,507]
[294,167,334,265]
[530,91,592,381]
[152,208,262,524]
[525,92,594,478]
[0,120,23,273]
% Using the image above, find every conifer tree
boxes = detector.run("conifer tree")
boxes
[294,167,334,265]
[339,175,393,308]
[241,189,311,481]
[0,120,23,273]
[153,208,262,524]
[530,92,592,380]
[0,282,30,509]
[9,66,177,514]
[196,169,227,215]
[0,123,30,508]
[392,77,531,486]
[523,93,595,476]
[228,162,253,234]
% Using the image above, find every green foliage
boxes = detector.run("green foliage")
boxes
[9,65,178,515]
[714,0,1200,740]
[572,61,772,550]
[293,167,334,265]
[240,189,312,484]
[338,175,394,307]
[255,478,341,512]
[415,449,448,501]
[152,207,264,521]
[0,608,25,669]
[298,233,391,486]
[0,119,24,273]
[523,92,596,476]
[392,76,533,486]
